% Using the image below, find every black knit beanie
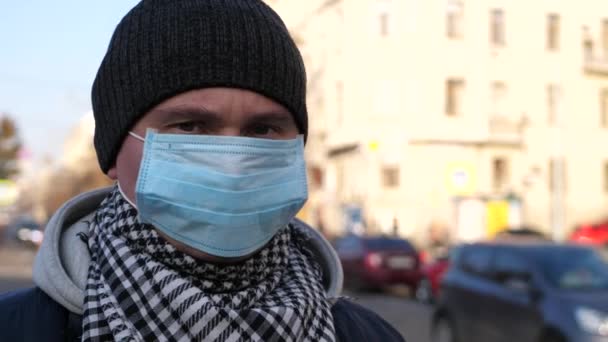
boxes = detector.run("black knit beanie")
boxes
[92,0,307,173]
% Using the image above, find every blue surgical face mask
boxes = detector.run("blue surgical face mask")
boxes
[127,130,308,258]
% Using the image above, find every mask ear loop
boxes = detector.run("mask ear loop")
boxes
[116,130,149,209]
[129,131,145,142]
[117,182,138,209]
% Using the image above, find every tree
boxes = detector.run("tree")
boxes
[34,114,113,220]
[0,115,21,179]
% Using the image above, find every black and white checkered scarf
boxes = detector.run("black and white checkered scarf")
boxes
[82,187,335,341]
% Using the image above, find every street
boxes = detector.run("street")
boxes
[345,289,433,342]
[0,246,432,342]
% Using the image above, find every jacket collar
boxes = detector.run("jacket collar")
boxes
[33,187,343,314]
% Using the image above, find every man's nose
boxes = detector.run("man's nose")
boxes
[213,127,242,137]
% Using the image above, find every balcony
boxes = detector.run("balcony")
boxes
[487,115,526,145]
[582,32,608,76]
[584,57,608,76]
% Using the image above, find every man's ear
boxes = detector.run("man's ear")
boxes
[107,165,118,180]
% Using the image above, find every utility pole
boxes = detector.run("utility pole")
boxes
[550,88,565,242]
[550,156,565,241]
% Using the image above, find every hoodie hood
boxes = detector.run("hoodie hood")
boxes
[33,187,343,314]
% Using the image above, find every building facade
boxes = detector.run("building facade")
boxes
[269,0,608,244]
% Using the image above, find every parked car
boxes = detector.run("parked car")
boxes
[5,217,44,249]
[570,223,608,247]
[432,242,608,342]
[334,234,421,292]
[415,247,460,304]
[494,227,548,241]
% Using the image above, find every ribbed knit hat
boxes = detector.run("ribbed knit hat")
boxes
[92,0,307,173]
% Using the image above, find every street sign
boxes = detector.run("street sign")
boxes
[445,162,477,196]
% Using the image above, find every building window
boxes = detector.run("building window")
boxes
[309,166,324,189]
[491,82,507,116]
[604,162,608,193]
[446,78,465,116]
[446,0,464,39]
[584,26,594,62]
[490,9,505,46]
[547,84,562,125]
[603,19,608,57]
[492,157,509,191]
[547,14,560,51]
[379,12,390,36]
[382,166,400,188]
[376,1,392,37]
[549,159,567,192]
[601,88,608,128]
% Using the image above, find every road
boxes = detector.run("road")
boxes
[0,245,433,342]
[346,289,433,342]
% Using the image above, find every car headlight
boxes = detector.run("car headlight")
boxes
[575,307,608,336]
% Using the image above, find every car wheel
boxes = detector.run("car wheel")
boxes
[431,316,457,342]
[415,278,433,304]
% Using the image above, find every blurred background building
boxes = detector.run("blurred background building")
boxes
[269,0,608,244]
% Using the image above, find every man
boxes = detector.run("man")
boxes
[0,0,404,341]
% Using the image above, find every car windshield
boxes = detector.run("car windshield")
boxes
[365,238,414,252]
[538,248,608,291]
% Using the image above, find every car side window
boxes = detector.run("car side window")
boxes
[493,249,532,291]
[335,236,362,256]
[460,246,494,277]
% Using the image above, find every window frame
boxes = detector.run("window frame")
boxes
[546,13,560,51]
[490,8,506,46]
[492,248,535,291]
[603,161,608,193]
[492,157,509,191]
[382,166,400,188]
[446,78,465,116]
[601,88,608,128]
[459,245,495,278]
[446,0,464,39]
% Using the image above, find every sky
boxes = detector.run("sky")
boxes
[1,1,140,162]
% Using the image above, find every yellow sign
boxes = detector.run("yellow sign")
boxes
[445,162,477,196]
[0,179,17,206]
[486,200,509,237]
[368,140,380,151]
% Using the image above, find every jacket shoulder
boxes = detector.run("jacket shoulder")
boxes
[0,287,75,342]
[331,298,405,342]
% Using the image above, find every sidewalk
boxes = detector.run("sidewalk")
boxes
[0,245,36,279]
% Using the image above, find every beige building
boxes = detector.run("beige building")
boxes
[271,1,608,244]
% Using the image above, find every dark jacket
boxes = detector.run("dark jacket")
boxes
[0,287,404,341]
[4,188,404,341]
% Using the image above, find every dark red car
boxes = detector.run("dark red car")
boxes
[570,222,608,247]
[334,235,421,292]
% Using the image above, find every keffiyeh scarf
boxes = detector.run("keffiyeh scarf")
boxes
[82,187,335,341]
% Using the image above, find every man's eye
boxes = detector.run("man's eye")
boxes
[177,122,195,132]
[249,124,279,136]
[173,122,201,132]
[252,125,271,135]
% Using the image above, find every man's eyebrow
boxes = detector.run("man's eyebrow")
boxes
[243,112,295,124]
[150,106,294,124]
[150,106,221,121]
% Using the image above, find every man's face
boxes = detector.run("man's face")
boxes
[106,87,300,261]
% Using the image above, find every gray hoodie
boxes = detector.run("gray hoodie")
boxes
[32,187,343,315]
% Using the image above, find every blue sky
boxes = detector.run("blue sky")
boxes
[1,1,140,161]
